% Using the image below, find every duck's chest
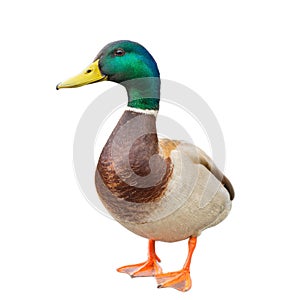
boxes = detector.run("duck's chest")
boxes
[95,111,173,222]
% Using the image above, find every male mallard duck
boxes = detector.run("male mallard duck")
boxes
[57,40,234,292]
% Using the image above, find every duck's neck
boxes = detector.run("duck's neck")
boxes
[122,77,160,111]
[97,77,167,203]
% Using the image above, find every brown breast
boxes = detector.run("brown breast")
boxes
[95,110,173,220]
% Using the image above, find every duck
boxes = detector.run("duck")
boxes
[57,40,235,292]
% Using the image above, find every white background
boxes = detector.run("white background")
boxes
[1,0,300,299]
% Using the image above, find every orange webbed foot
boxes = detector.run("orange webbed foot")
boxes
[117,240,162,278]
[156,269,191,292]
[156,236,197,292]
[117,258,162,277]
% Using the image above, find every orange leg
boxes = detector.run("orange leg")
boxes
[156,237,197,292]
[117,240,162,277]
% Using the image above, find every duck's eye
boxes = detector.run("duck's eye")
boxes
[114,48,125,57]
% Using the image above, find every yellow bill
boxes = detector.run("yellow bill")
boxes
[56,59,107,90]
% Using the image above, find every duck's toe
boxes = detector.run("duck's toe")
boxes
[117,258,162,278]
[156,270,192,292]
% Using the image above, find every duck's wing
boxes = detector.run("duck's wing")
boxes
[168,140,235,200]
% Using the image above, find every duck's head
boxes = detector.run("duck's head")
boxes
[57,40,160,110]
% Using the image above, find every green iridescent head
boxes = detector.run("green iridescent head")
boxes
[57,40,160,110]
[95,40,160,82]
